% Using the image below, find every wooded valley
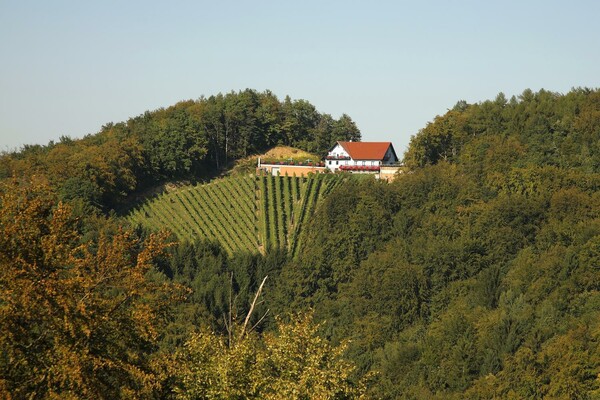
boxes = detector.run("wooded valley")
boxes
[1,88,599,399]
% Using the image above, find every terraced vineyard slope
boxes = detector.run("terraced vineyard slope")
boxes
[128,174,346,255]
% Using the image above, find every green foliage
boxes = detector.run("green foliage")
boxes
[271,88,600,398]
[155,240,284,347]
[170,313,366,400]
[1,90,360,211]
[404,88,600,174]
[3,87,600,398]
[59,176,102,212]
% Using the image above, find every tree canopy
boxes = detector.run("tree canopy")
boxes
[0,89,360,211]
[0,178,185,398]
[1,87,600,399]
[270,88,600,398]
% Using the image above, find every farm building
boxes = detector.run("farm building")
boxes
[325,141,399,173]
[258,141,403,180]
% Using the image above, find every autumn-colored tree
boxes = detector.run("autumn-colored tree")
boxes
[0,178,184,398]
[171,313,366,400]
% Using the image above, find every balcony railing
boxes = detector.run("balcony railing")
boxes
[326,155,351,160]
[339,165,380,172]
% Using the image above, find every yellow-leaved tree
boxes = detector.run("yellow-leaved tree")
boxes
[171,312,368,400]
[0,178,184,399]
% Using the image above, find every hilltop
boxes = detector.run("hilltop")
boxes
[0,89,360,211]
[260,145,319,161]
[280,88,600,398]
[1,88,599,398]
[230,145,322,175]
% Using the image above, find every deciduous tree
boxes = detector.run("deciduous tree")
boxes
[0,179,183,398]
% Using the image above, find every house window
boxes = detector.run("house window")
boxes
[336,161,339,165]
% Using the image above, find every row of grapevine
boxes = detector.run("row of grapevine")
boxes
[128,173,347,256]
[282,177,292,245]
[180,187,236,253]
[221,178,255,221]
[266,176,277,248]
[289,175,317,257]
[128,176,258,255]
[192,186,242,253]
[260,174,340,255]
[290,174,345,258]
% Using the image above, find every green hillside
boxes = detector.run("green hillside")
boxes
[128,173,346,255]
[3,88,600,399]
[274,88,600,399]
[0,89,360,212]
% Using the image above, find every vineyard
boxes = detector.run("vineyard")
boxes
[128,174,347,256]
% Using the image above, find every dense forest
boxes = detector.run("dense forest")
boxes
[0,89,360,211]
[1,88,599,399]
[277,88,600,398]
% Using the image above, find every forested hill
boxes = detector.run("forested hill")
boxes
[1,88,599,399]
[273,88,600,398]
[404,87,600,172]
[0,89,360,211]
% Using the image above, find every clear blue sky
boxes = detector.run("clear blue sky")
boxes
[1,0,599,154]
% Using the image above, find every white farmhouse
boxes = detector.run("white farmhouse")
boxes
[325,141,399,173]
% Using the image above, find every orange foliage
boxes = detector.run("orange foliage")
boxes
[0,179,184,398]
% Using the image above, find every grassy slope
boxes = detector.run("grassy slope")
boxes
[230,146,322,175]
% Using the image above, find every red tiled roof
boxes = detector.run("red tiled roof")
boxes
[338,141,394,160]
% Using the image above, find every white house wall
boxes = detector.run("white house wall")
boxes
[326,158,349,172]
[326,144,350,172]
[326,158,383,172]
[326,142,394,172]
[329,144,349,158]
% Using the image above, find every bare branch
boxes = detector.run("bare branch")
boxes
[249,309,270,334]
[239,275,268,340]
